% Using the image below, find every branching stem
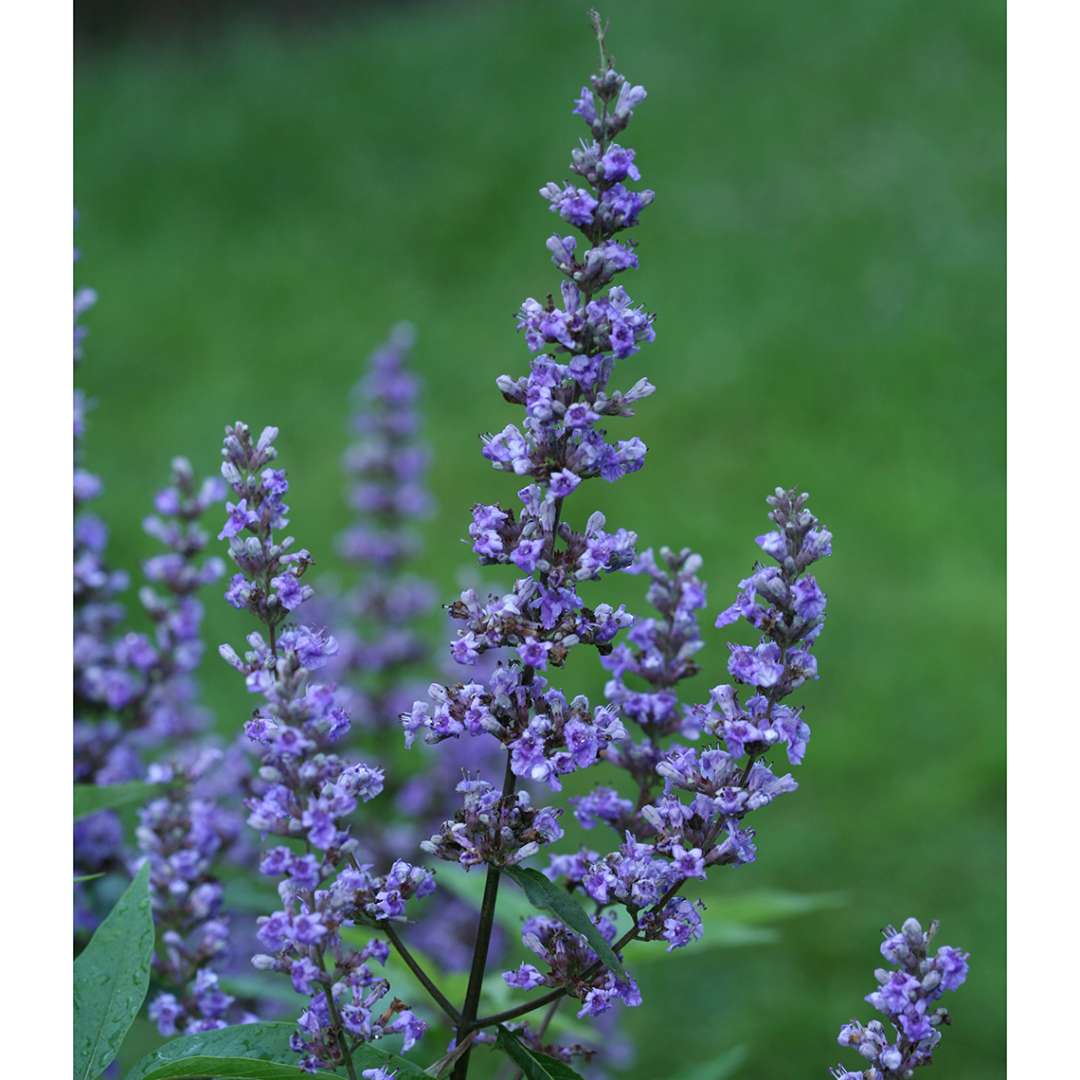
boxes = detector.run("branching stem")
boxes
[466,878,686,1031]
[379,921,462,1025]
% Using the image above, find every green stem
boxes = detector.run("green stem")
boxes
[379,921,462,1024]
[451,752,518,1079]
[315,952,358,1080]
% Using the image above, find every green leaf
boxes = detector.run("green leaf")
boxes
[73,862,155,1080]
[664,1045,749,1080]
[124,1022,327,1079]
[125,1021,429,1079]
[494,1027,586,1080]
[503,866,626,979]
[73,873,105,885]
[74,782,165,820]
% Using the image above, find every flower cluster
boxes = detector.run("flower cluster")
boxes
[217,421,428,1073]
[831,918,969,1078]
[330,324,435,729]
[139,749,249,1036]
[75,459,225,785]
[75,459,225,926]
[651,487,831,853]
[603,547,708,740]
[532,487,830,995]
[72,225,131,906]
[406,673,626,792]
[433,53,657,679]
[136,458,227,740]
[505,914,641,1019]
[419,776,563,868]
[395,41,664,1050]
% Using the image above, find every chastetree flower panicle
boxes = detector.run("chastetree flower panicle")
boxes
[217,420,428,1074]
[74,220,225,938]
[538,488,830,986]
[401,16,661,1064]
[334,322,435,733]
[831,917,969,1078]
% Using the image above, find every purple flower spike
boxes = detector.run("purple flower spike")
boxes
[74,229,225,921]
[831,918,969,1078]
[217,421,426,1073]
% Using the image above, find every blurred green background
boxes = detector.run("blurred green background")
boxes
[75,0,1004,1076]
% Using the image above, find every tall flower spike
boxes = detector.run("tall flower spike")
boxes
[402,21,659,1068]
[595,546,710,834]
[535,488,830,1008]
[331,323,435,729]
[831,917,969,1077]
[73,218,129,789]
[217,422,429,1075]
[136,457,228,741]
[75,459,225,786]
[76,466,227,933]
[74,222,224,935]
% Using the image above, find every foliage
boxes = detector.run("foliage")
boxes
[74,863,155,1080]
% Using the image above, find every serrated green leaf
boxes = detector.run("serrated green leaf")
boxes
[74,782,166,820]
[74,873,105,885]
[665,1044,748,1080]
[74,862,155,1080]
[124,1020,429,1079]
[495,1027,586,1080]
[503,866,626,979]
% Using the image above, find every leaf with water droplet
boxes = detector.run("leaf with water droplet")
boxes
[73,861,154,1080]
[123,1021,429,1079]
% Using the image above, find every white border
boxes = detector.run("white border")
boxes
[0,0,1061,1072]
[1008,0,1078,1069]
[0,1,74,1072]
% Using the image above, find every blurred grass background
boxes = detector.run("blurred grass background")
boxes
[75,0,1004,1076]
